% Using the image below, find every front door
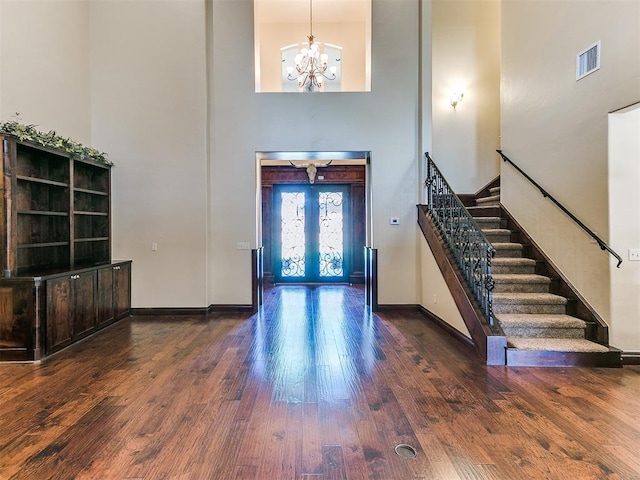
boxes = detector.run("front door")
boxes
[274,184,350,283]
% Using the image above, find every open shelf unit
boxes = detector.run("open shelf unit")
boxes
[1,136,111,276]
[0,134,130,361]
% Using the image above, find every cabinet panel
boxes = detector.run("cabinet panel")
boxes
[73,271,97,339]
[97,266,114,327]
[0,280,39,361]
[46,277,73,354]
[114,263,131,319]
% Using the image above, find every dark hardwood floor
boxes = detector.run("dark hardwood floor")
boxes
[2,285,640,479]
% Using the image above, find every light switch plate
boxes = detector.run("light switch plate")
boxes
[237,241,251,250]
[390,217,400,225]
[629,249,640,261]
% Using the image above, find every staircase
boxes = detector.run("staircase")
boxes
[467,185,622,367]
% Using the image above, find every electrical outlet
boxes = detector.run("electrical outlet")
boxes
[629,249,640,261]
[433,293,438,304]
[237,241,251,250]
[151,242,158,251]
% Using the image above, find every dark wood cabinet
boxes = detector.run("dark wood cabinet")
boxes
[97,262,131,328]
[45,276,75,353]
[45,270,97,355]
[0,262,131,361]
[0,134,131,362]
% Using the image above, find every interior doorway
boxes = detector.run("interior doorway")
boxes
[258,152,369,286]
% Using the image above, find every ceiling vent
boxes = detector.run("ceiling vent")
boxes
[576,41,601,80]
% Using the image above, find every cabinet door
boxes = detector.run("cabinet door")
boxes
[97,266,114,327]
[114,263,131,319]
[73,271,97,339]
[46,277,74,354]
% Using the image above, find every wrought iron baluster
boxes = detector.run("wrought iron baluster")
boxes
[423,153,497,331]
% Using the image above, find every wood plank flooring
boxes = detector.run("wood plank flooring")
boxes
[2,285,640,479]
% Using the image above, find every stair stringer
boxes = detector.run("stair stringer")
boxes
[417,205,507,365]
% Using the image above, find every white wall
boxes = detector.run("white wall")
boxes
[501,0,640,334]
[211,0,422,305]
[609,104,640,351]
[89,1,209,308]
[431,0,501,193]
[0,0,90,143]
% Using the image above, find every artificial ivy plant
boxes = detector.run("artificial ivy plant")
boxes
[0,114,111,166]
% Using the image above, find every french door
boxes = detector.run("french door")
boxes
[274,184,350,283]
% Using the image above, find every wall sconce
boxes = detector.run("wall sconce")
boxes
[450,92,464,109]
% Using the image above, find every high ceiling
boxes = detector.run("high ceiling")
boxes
[254,0,369,24]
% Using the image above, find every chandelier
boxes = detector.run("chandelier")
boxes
[286,0,337,92]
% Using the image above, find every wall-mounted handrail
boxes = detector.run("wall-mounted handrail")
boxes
[497,149,623,268]
[423,152,498,332]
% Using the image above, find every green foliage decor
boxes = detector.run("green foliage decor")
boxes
[0,115,112,166]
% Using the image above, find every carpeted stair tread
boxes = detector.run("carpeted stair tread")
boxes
[492,243,523,258]
[496,313,586,329]
[492,242,522,249]
[508,337,609,353]
[492,274,550,284]
[467,206,501,217]
[482,228,512,235]
[489,186,501,195]
[492,258,537,274]
[493,292,567,305]
[475,217,502,228]
[492,258,536,266]
[476,194,500,205]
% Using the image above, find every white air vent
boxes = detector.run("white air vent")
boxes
[576,41,601,80]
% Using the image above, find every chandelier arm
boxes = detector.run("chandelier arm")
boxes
[309,0,313,38]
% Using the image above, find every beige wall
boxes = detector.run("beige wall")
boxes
[419,235,470,338]
[89,1,209,308]
[609,104,640,351]
[418,0,500,333]
[431,0,501,194]
[0,0,91,143]
[211,0,422,305]
[501,0,640,336]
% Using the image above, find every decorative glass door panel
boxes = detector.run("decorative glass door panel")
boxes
[275,185,349,283]
[319,191,344,277]
[280,191,306,278]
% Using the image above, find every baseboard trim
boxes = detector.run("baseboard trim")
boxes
[622,351,640,365]
[132,307,208,316]
[376,304,422,312]
[131,304,254,316]
[417,305,476,351]
[207,304,254,313]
